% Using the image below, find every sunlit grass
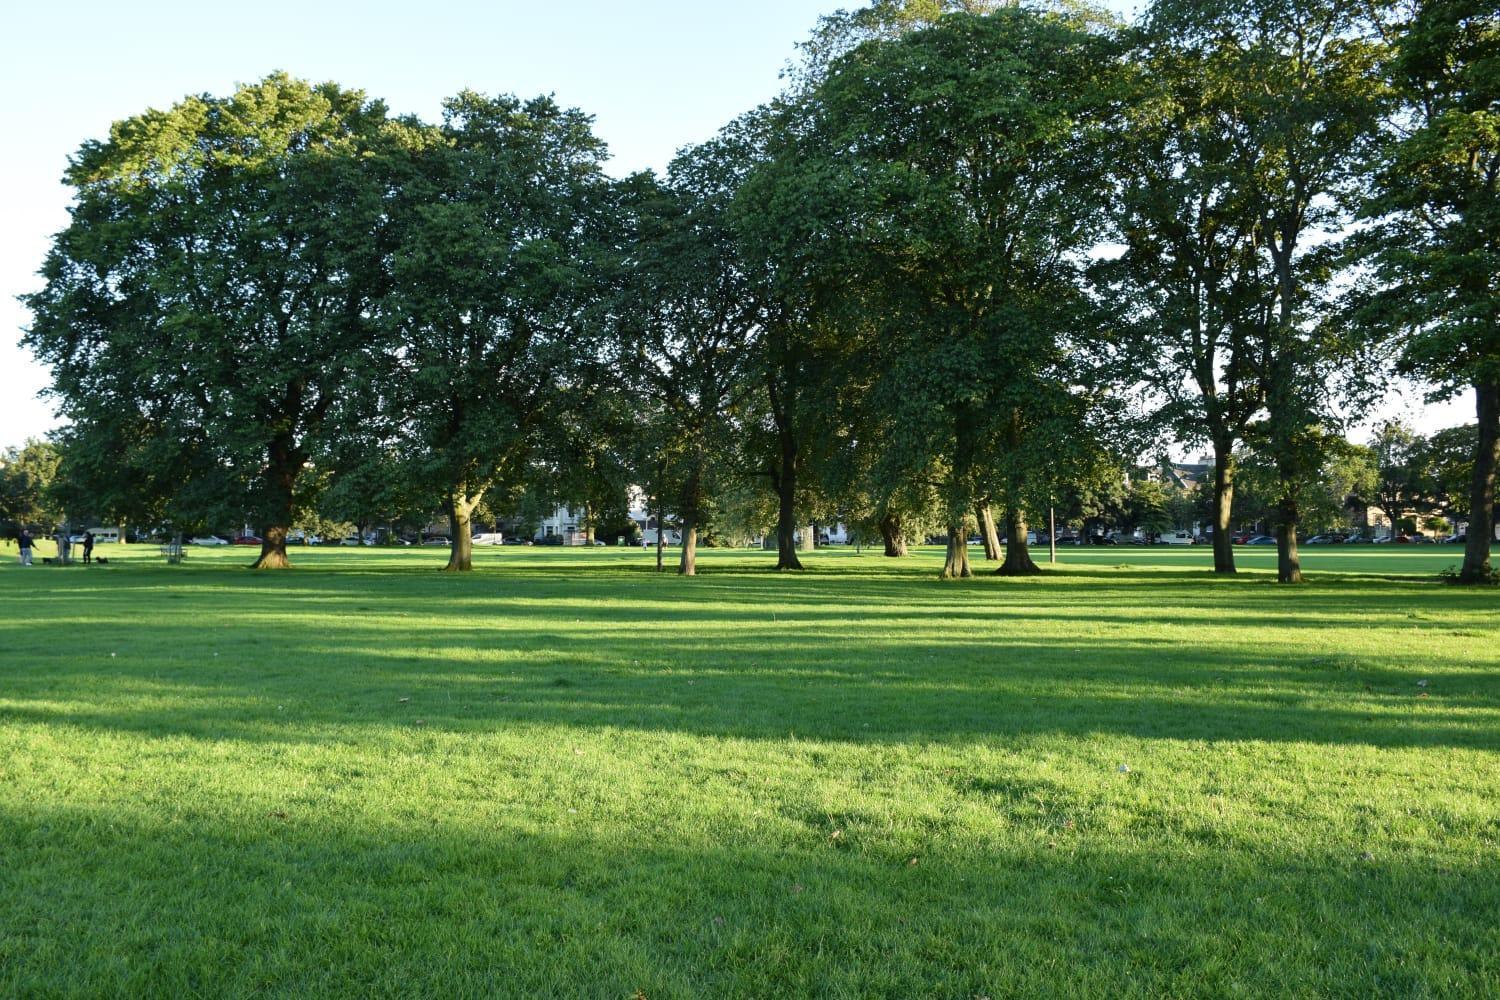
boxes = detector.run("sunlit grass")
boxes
[0,542,1496,996]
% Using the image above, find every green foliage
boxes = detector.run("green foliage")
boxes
[379,92,611,533]
[0,439,63,535]
[22,74,416,548]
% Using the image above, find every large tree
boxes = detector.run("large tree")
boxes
[24,74,408,568]
[380,92,610,571]
[1356,0,1498,581]
[0,439,63,537]
[1108,19,1277,575]
[791,7,1123,579]
[614,151,758,577]
[1146,0,1388,583]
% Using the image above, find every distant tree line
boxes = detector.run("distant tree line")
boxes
[21,0,1498,583]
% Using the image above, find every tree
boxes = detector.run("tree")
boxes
[380,92,610,571]
[1146,0,1389,583]
[24,74,409,569]
[789,7,1124,580]
[1368,420,1423,536]
[1355,0,1498,581]
[1108,16,1277,575]
[0,439,62,538]
[614,151,757,577]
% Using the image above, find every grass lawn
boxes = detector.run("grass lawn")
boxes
[1,541,1496,996]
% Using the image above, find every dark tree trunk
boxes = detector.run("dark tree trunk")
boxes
[998,506,1041,576]
[978,504,1001,561]
[941,522,972,579]
[445,493,474,572]
[255,525,291,569]
[1276,495,1302,584]
[1211,439,1237,574]
[654,492,664,573]
[253,443,298,569]
[879,513,907,557]
[1460,380,1498,583]
[773,430,802,571]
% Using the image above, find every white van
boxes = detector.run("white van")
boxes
[1160,530,1194,545]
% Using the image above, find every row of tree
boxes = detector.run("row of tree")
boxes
[22,0,1498,583]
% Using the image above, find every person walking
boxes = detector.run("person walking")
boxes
[17,529,34,566]
[82,530,95,565]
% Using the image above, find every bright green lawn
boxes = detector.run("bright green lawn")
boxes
[1,542,1496,997]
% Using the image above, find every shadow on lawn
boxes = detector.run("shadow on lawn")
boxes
[2,562,1496,752]
[0,799,1493,997]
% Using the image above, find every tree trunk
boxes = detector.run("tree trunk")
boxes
[1211,440,1237,574]
[1460,379,1498,583]
[678,517,698,576]
[998,506,1041,576]
[583,502,596,547]
[879,513,907,557]
[254,525,292,570]
[654,492,664,573]
[1276,496,1302,584]
[941,522,972,579]
[445,493,475,572]
[978,504,1001,561]
[774,432,802,570]
[799,524,816,552]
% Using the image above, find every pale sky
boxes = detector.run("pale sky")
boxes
[0,0,1472,453]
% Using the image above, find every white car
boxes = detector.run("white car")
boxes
[189,535,228,546]
[472,533,505,546]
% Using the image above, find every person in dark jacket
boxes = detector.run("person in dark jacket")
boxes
[17,529,35,567]
[82,531,95,564]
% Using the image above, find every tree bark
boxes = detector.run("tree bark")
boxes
[773,430,802,570]
[799,524,816,553]
[654,491,664,573]
[978,504,1001,561]
[253,443,298,569]
[254,524,292,569]
[941,522,972,579]
[678,517,698,576]
[1460,379,1498,583]
[445,492,474,572]
[879,513,907,557]
[998,506,1041,576]
[1276,496,1302,584]
[1211,439,1237,574]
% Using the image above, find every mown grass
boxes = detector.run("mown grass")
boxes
[1,542,1496,997]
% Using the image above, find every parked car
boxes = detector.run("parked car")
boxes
[1245,535,1276,545]
[1160,530,1194,546]
[472,533,505,546]
[1304,534,1346,545]
[1409,534,1436,544]
[189,535,228,546]
[231,535,262,546]
[1444,533,1467,544]
[422,536,450,546]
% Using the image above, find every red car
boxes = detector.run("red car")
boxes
[231,535,262,546]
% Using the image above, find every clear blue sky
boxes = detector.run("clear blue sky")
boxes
[0,0,1469,452]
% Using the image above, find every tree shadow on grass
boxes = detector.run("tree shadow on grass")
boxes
[2,557,1496,750]
[0,800,1493,997]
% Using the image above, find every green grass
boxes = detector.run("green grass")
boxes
[1,542,1496,997]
